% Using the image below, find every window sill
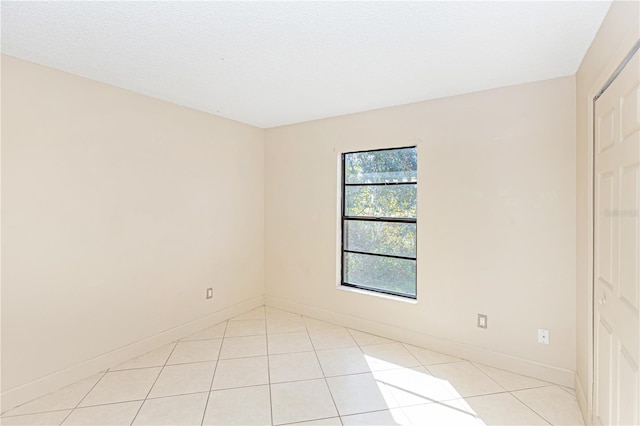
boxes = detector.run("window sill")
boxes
[336,285,418,304]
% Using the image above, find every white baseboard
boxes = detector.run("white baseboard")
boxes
[1,295,264,413]
[575,374,590,425]
[265,295,575,387]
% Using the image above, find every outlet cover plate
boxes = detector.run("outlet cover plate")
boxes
[538,329,549,344]
[206,288,213,299]
[477,314,487,329]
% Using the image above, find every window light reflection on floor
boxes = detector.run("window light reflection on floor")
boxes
[365,355,486,425]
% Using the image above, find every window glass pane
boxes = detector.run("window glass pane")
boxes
[344,220,416,258]
[343,252,416,297]
[345,185,416,218]
[345,148,417,184]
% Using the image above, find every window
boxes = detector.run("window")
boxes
[341,147,417,299]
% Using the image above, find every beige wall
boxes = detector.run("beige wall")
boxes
[575,0,640,417]
[1,56,265,394]
[265,76,577,376]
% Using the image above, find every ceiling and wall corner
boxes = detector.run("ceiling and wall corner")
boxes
[0,1,612,128]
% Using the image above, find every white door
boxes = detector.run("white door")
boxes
[594,47,640,426]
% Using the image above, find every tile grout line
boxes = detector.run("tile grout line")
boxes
[346,326,433,426]
[471,361,556,387]
[343,327,400,424]
[57,369,110,425]
[223,316,267,339]
[557,384,578,397]
[0,408,71,421]
[303,317,344,426]
[502,384,558,393]
[467,361,508,393]
[179,322,227,342]
[200,319,229,426]
[278,415,341,426]
[345,326,406,414]
[111,356,223,372]
[69,392,200,409]
[400,342,466,367]
[0,372,110,420]
[128,340,180,426]
[265,309,275,426]
[510,388,557,425]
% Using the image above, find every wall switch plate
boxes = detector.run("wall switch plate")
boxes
[477,314,488,329]
[538,329,549,344]
[206,288,213,299]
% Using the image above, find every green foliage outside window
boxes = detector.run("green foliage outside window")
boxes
[342,147,417,298]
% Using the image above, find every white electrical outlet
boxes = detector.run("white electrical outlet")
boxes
[538,329,549,344]
[477,314,487,329]
[206,288,213,300]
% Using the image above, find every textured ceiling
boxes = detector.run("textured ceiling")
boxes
[1,1,611,128]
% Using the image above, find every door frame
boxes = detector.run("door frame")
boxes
[588,39,640,424]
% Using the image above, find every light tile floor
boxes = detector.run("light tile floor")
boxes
[1,306,585,425]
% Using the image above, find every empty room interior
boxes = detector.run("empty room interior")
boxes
[1,1,639,425]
